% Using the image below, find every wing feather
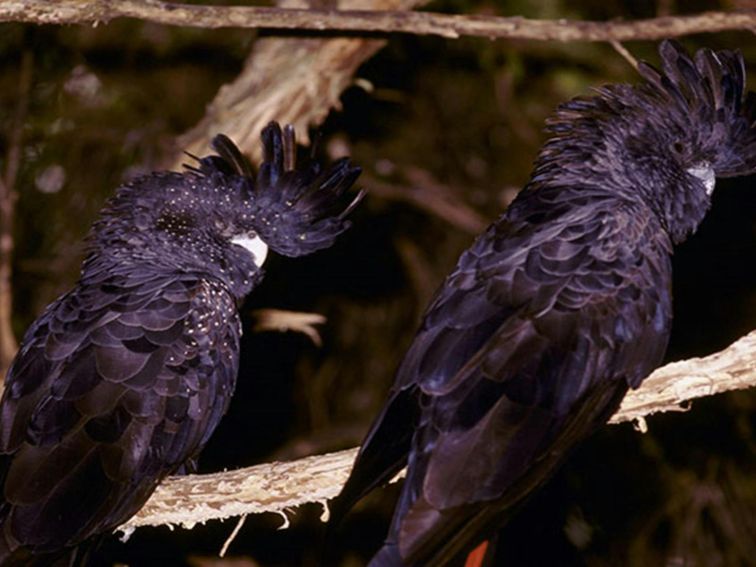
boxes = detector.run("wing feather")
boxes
[394,197,672,564]
[334,190,674,565]
[0,274,240,552]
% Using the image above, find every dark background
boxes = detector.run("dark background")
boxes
[1,1,755,565]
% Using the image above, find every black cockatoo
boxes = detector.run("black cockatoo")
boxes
[0,122,362,565]
[330,41,756,566]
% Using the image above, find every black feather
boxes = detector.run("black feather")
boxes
[329,41,756,566]
[250,122,364,257]
[211,133,255,178]
[0,123,361,564]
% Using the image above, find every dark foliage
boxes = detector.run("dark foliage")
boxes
[1,4,755,566]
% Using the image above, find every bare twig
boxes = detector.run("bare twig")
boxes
[119,329,756,534]
[1,1,756,42]
[364,171,490,235]
[609,40,639,70]
[0,50,33,383]
[219,514,248,558]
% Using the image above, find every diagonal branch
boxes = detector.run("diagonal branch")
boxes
[118,329,756,535]
[364,171,490,235]
[1,1,756,42]
[169,0,426,164]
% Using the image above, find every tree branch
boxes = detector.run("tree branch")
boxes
[170,0,427,165]
[364,170,490,235]
[1,1,756,42]
[118,329,756,535]
[609,331,756,426]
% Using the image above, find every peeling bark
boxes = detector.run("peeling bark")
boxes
[171,0,427,165]
[119,330,756,533]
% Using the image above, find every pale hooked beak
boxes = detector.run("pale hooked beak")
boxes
[231,233,269,267]
[687,163,716,196]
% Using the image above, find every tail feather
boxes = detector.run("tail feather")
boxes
[0,539,87,567]
[463,540,490,567]
[367,542,403,567]
[328,388,418,532]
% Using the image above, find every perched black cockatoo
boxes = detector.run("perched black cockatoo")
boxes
[0,122,362,565]
[330,41,756,566]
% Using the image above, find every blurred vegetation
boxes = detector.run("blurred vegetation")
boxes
[1,1,755,566]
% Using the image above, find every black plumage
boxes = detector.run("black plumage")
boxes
[0,122,361,565]
[330,41,756,566]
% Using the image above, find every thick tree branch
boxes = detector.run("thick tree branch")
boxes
[171,0,427,165]
[609,331,756,426]
[119,329,756,534]
[1,1,756,42]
